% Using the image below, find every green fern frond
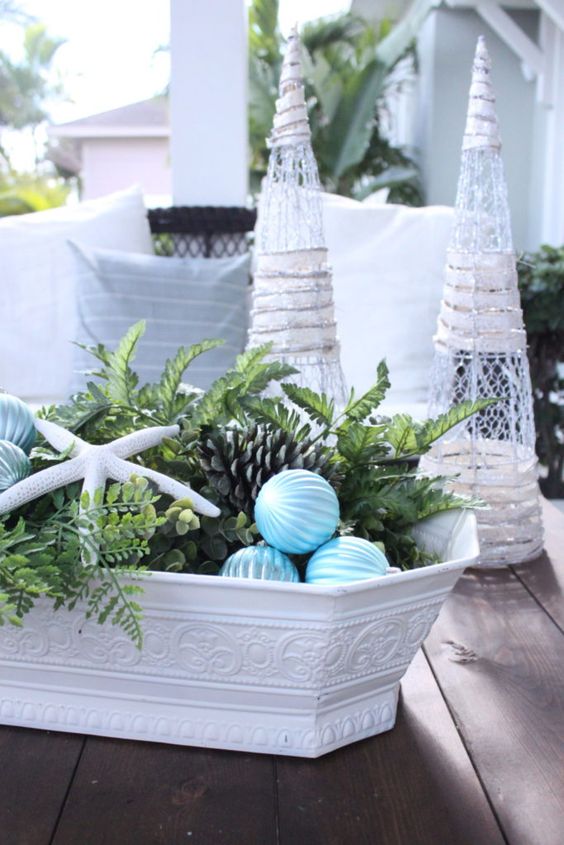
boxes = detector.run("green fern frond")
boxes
[337,422,388,464]
[106,320,145,404]
[158,339,224,420]
[343,360,390,422]
[281,384,335,427]
[234,343,273,375]
[242,397,312,441]
[416,399,499,451]
[385,413,419,457]
[243,361,298,393]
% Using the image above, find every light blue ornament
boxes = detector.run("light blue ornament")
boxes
[0,439,32,492]
[219,544,300,582]
[305,536,389,585]
[255,469,339,555]
[0,394,35,454]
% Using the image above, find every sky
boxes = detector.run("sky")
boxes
[5,0,351,125]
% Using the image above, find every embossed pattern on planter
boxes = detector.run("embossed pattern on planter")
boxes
[0,597,443,689]
[0,690,397,755]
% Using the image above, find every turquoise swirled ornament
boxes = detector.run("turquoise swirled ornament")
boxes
[0,440,32,492]
[0,394,35,454]
[219,544,300,582]
[305,536,389,585]
[254,469,339,555]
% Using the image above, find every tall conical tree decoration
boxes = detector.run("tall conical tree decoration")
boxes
[420,37,543,566]
[247,27,348,403]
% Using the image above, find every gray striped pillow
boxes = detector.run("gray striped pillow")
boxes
[69,241,250,392]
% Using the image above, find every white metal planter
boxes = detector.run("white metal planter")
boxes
[0,510,478,758]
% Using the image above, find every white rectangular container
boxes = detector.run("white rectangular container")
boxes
[0,510,478,757]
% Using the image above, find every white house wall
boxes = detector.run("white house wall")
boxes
[80,138,171,203]
[415,6,539,250]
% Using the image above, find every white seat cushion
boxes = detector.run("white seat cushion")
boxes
[0,185,153,404]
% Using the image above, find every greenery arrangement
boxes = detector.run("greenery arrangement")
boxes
[249,0,422,203]
[518,244,564,497]
[0,322,489,647]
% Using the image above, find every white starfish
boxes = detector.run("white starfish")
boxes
[0,418,220,521]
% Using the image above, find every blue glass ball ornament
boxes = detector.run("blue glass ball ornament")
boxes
[0,439,32,492]
[305,536,390,585]
[254,469,339,555]
[219,544,300,582]
[0,394,36,454]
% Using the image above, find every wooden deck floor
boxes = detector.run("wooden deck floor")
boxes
[1,501,563,845]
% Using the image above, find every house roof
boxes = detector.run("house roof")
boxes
[48,97,169,139]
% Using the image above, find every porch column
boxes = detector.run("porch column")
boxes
[537,15,564,244]
[170,0,248,205]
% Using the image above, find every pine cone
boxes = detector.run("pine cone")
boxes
[198,424,339,517]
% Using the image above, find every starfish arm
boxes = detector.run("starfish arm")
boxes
[0,455,87,515]
[110,424,180,459]
[107,456,221,518]
[35,418,87,457]
[80,455,110,510]
[77,457,111,565]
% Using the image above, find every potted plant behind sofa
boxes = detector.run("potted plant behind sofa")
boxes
[518,245,564,498]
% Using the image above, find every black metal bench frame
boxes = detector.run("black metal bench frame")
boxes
[148,206,257,258]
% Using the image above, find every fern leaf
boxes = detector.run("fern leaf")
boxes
[234,344,297,393]
[243,361,298,394]
[416,491,482,522]
[281,384,335,427]
[86,381,108,403]
[416,399,499,453]
[159,339,223,420]
[73,341,112,369]
[192,372,246,427]
[343,360,390,422]
[106,321,145,404]
[243,397,312,440]
[385,414,419,457]
[234,343,273,375]
[338,422,387,464]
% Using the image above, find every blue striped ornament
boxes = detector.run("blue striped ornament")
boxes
[254,469,339,555]
[219,544,300,582]
[305,536,389,585]
[0,439,32,492]
[0,394,35,455]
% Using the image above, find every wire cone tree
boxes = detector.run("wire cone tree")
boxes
[247,26,348,405]
[420,36,543,567]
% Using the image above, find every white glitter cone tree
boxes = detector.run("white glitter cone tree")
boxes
[420,37,543,566]
[247,27,348,404]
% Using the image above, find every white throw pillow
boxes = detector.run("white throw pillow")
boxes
[0,185,153,403]
[322,195,454,407]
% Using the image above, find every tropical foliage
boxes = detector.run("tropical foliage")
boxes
[0,171,69,215]
[0,21,65,131]
[518,245,564,497]
[1,323,490,645]
[249,0,422,203]
[0,7,70,215]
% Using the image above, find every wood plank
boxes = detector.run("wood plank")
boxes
[511,499,564,631]
[51,738,277,845]
[425,567,564,845]
[276,650,505,845]
[0,727,84,845]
